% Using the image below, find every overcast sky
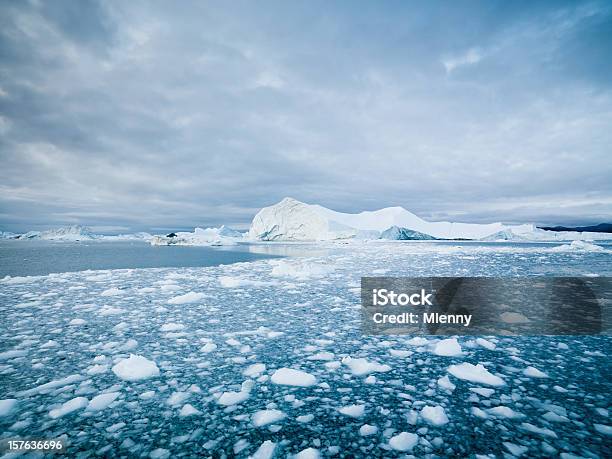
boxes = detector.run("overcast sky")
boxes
[1,0,611,233]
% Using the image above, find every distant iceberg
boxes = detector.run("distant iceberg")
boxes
[150,226,243,246]
[249,198,522,241]
[248,198,612,242]
[2,225,153,242]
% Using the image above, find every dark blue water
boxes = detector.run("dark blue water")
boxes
[0,240,281,277]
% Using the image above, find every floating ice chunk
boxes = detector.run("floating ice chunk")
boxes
[243,363,266,377]
[87,365,108,376]
[338,404,365,418]
[0,399,18,417]
[523,366,548,378]
[503,442,528,457]
[250,440,277,459]
[294,448,321,459]
[341,357,391,376]
[433,338,463,357]
[487,406,525,419]
[0,349,28,361]
[218,382,252,406]
[69,318,87,326]
[149,448,170,459]
[86,392,119,412]
[49,396,88,418]
[389,349,412,358]
[101,287,122,296]
[112,354,160,381]
[437,375,456,391]
[160,322,184,332]
[542,411,569,422]
[271,368,317,387]
[520,422,557,438]
[99,306,124,316]
[447,363,505,386]
[167,292,205,304]
[167,392,190,407]
[140,391,155,400]
[420,405,449,426]
[359,424,378,436]
[200,343,217,353]
[471,407,488,419]
[388,432,418,452]
[307,352,334,361]
[179,404,201,417]
[476,338,496,350]
[252,409,286,427]
[296,414,315,423]
[594,424,612,436]
[470,387,494,397]
[19,374,85,396]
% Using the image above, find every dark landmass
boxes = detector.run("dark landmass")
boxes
[538,223,612,233]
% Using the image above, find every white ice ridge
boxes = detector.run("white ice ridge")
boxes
[248,197,532,241]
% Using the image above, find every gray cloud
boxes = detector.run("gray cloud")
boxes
[1,0,611,232]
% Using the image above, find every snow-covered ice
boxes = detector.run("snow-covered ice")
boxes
[112,354,160,381]
[270,368,317,387]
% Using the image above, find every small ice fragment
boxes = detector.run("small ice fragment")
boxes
[338,404,365,418]
[179,404,201,417]
[359,424,378,436]
[388,432,418,451]
[250,440,276,459]
[167,292,205,304]
[341,357,391,376]
[271,368,316,387]
[433,338,463,357]
[523,366,548,378]
[86,392,119,412]
[420,405,449,426]
[252,409,286,427]
[447,363,504,386]
[112,354,160,381]
[49,397,88,418]
[0,399,18,417]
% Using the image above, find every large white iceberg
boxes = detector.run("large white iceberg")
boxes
[248,198,528,241]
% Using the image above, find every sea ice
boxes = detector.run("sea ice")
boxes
[112,354,160,381]
[388,432,419,451]
[523,366,548,378]
[167,292,205,304]
[447,363,505,386]
[250,440,277,459]
[49,397,88,418]
[252,409,286,427]
[341,357,391,376]
[86,392,119,412]
[271,368,317,387]
[420,405,449,426]
[338,404,365,418]
[359,424,378,436]
[433,338,463,356]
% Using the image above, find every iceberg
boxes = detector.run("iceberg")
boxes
[150,225,243,246]
[249,198,518,241]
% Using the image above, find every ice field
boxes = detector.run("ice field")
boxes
[0,241,611,458]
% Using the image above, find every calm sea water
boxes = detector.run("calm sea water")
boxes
[0,240,283,277]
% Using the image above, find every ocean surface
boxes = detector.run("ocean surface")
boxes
[0,240,284,277]
[0,240,610,457]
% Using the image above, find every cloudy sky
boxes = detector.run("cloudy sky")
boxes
[1,0,611,233]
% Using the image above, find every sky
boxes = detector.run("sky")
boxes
[1,0,611,233]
